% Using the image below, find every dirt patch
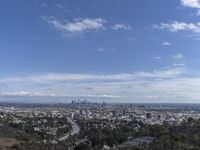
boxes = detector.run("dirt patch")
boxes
[0,138,18,150]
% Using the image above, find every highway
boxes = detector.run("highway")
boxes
[58,117,80,141]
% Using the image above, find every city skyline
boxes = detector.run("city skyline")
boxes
[1,0,200,103]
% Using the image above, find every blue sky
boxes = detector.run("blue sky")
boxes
[1,0,200,103]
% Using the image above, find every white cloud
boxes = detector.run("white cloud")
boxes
[43,17,106,34]
[162,41,171,46]
[97,48,117,52]
[180,0,200,16]
[172,53,185,59]
[43,17,134,37]
[156,21,200,33]
[181,0,200,9]
[112,24,132,30]
[174,63,186,67]
[155,56,162,60]
[134,67,185,78]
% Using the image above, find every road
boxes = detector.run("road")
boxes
[58,117,80,141]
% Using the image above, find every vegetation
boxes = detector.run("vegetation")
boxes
[0,116,200,150]
[56,124,72,137]
[120,118,200,150]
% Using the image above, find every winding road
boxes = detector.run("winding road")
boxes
[58,117,80,141]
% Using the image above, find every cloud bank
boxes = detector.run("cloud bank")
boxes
[1,67,200,103]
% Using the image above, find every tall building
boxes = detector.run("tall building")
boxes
[112,110,116,118]
[123,109,126,116]
[146,113,152,119]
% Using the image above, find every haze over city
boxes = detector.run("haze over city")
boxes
[1,0,200,103]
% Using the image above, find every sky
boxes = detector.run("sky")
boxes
[1,0,200,103]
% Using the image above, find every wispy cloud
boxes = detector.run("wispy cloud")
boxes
[162,41,171,46]
[155,21,200,33]
[96,48,117,52]
[42,17,106,35]
[2,68,184,83]
[56,3,63,8]
[0,91,54,97]
[171,53,185,59]
[43,16,135,37]
[196,9,200,15]
[174,63,186,67]
[41,3,47,7]
[134,67,185,78]
[0,91,124,99]
[154,56,162,60]
[112,24,132,30]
